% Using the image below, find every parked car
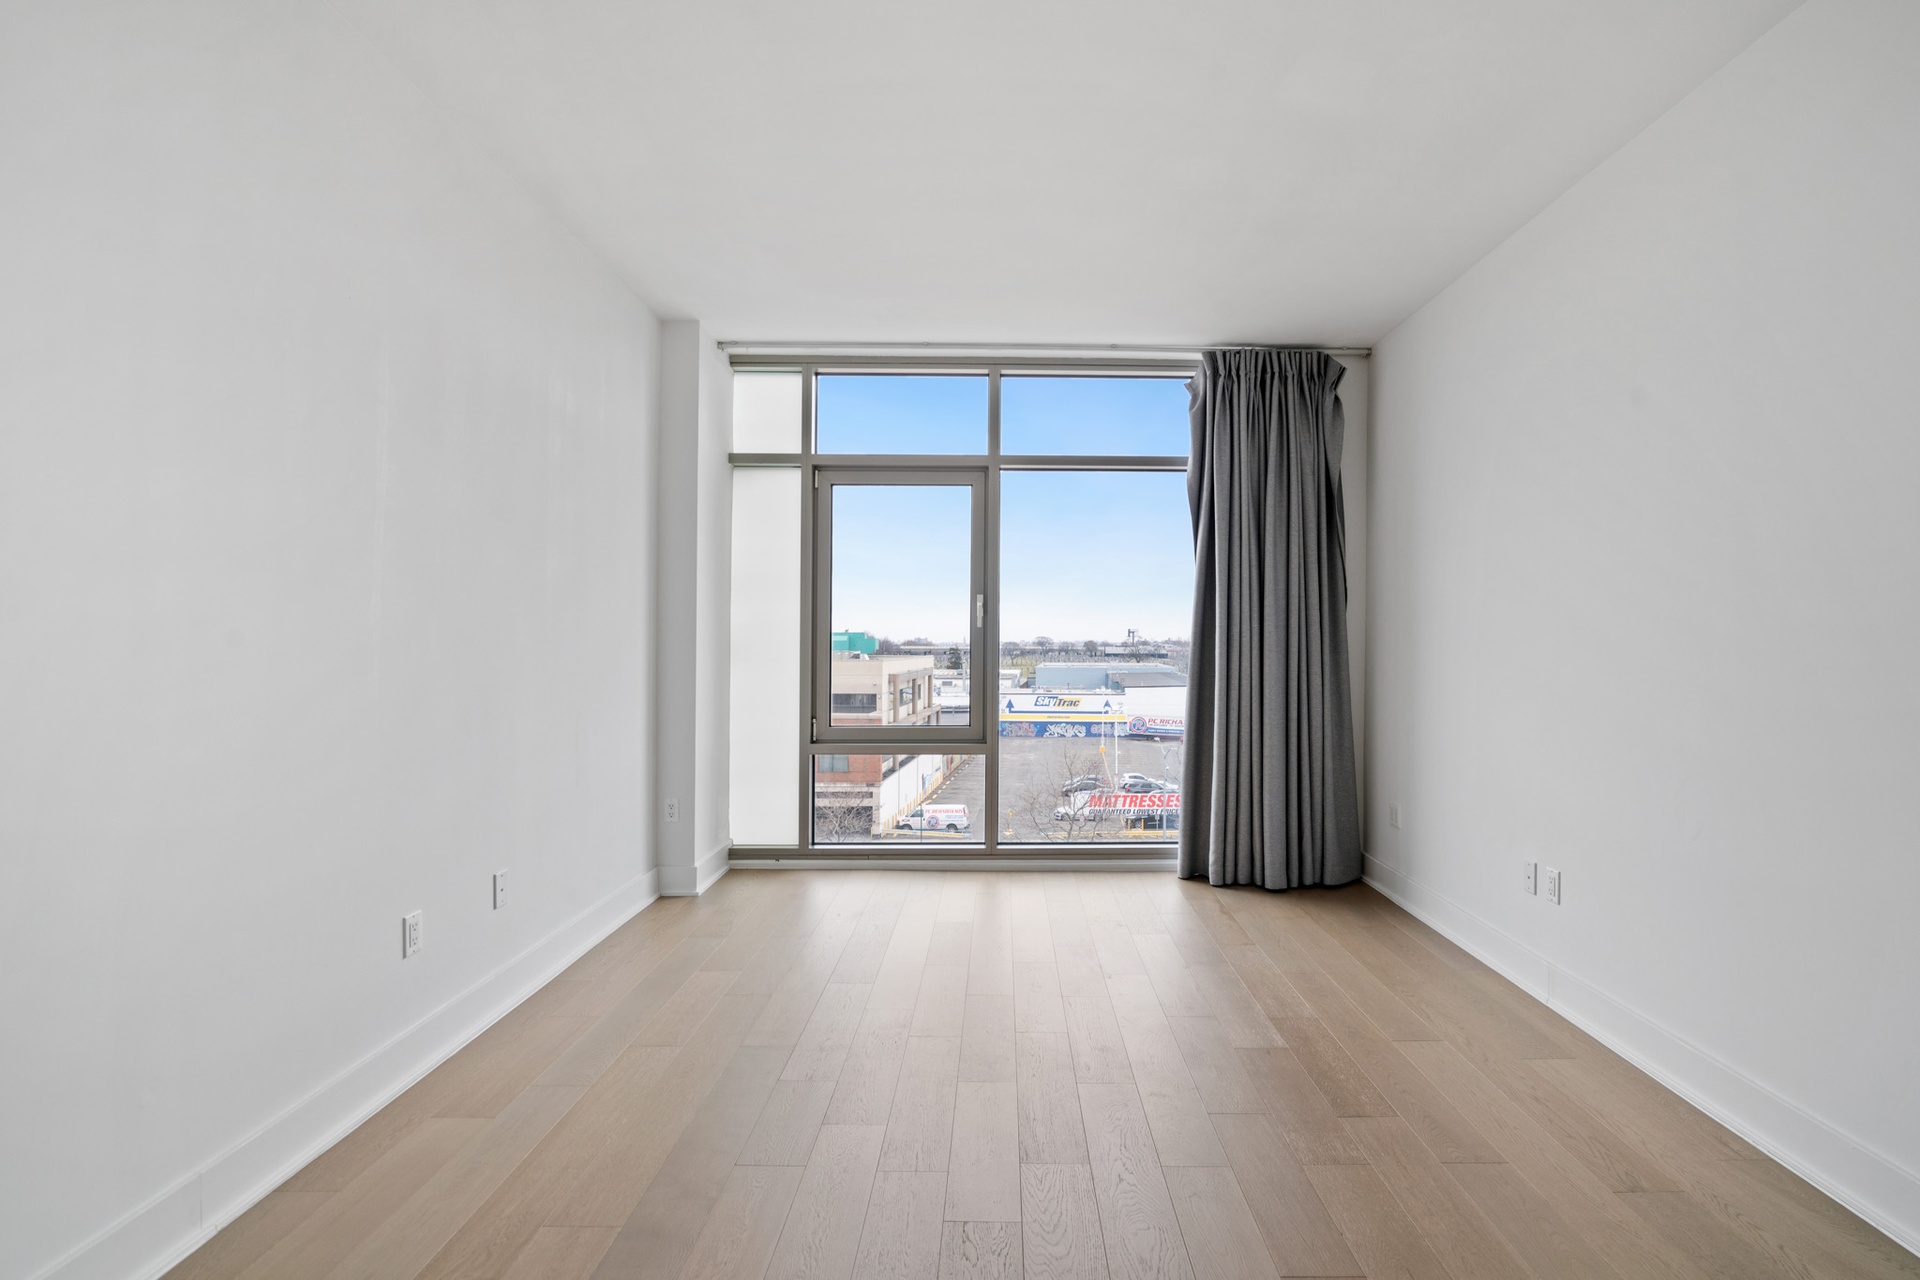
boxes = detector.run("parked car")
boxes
[1053,792,1106,823]
[896,803,969,833]
[1060,775,1104,796]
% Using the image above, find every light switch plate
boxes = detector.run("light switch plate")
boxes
[1523,860,1538,895]
[493,871,508,910]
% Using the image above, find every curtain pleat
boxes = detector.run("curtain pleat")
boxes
[1178,349,1361,889]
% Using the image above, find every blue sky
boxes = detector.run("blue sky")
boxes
[824,376,1194,643]
[815,373,1191,455]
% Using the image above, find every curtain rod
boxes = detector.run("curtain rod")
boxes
[717,340,1371,359]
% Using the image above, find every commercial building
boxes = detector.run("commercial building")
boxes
[827,652,938,727]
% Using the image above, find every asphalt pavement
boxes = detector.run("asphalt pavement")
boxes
[854,735,1183,847]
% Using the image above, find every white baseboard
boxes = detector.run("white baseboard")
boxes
[1363,854,1920,1256]
[659,842,731,896]
[726,855,1177,872]
[35,867,661,1280]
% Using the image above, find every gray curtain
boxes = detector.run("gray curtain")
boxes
[1179,349,1361,889]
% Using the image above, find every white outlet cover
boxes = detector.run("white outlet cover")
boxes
[1388,803,1402,830]
[403,910,422,957]
[1545,868,1562,905]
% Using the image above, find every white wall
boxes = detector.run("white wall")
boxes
[1367,0,1920,1247]
[653,322,733,894]
[0,5,662,1278]
[692,343,736,871]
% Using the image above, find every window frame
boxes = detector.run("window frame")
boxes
[811,466,988,745]
[729,356,1197,859]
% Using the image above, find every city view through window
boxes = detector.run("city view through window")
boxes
[730,366,1193,851]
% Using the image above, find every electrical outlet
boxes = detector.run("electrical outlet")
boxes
[402,910,422,958]
[665,797,679,823]
[1523,860,1538,895]
[1388,803,1402,830]
[1544,867,1562,905]
[493,870,508,910]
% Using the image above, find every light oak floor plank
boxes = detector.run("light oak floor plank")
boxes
[958,993,1017,1083]
[851,1171,947,1280]
[1079,1081,1195,1280]
[1237,1047,1370,1167]
[824,1004,913,1127]
[1287,971,1502,1164]
[912,964,971,1038]
[236,1119,485,1280]
[1013,960,1069,1034]
[1711,1157,1920,1280]
[170,874,1920,1280]
[1186,960,1284,1049]
[676,1164,804,1280]
[539,934,724,1089]
[1395,1038,1712,1280]
[1617,1188,1803,1280]
[1063,994,1133,1086]
[1344,1115,1532,1280]
[164,1192,332,1280]
[738,1079,838,1166]
[588,1044,789,1280]
[1134,933,1211,1019]
[1105,974,1227,1167]
[1021,1164,1108,1280]
[781,982,873,1082]
[1017,1031,1090,1165]
[549,990,769,1229]
[938,1220,1021,1280]
[765,1124,887,1280]
[497,1227,616,1280]
[1216,944,1315,1021]
[322,1085,583,1280]
[880,1035,962,1173]
[1011,883,1055,964]
[945,1081,1020,1222]
[1163,1164,1279,1280]
[1165,1014,1265,1114]
[1303,1163,1453,1280]
[1209,1111,1360,1277]
[1449,1161,1627,1280]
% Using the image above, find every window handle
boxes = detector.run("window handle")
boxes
[976,594,984,628]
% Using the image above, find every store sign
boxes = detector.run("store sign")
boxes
[1125,716,1185,738]
[1083,792,1182,810]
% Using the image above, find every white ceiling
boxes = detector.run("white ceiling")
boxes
[341,0,1800,346]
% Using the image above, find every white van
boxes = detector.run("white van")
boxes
[896,804,970,833]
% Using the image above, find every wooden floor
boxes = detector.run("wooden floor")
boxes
[169,871,1919,1280]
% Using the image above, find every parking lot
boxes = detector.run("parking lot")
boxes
[851,735,1182,846]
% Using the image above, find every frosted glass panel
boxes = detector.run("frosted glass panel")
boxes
[733,370,802,452]
[729,468,802,844]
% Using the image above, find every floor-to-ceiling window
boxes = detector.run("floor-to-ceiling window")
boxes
[728,360,1194,857]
